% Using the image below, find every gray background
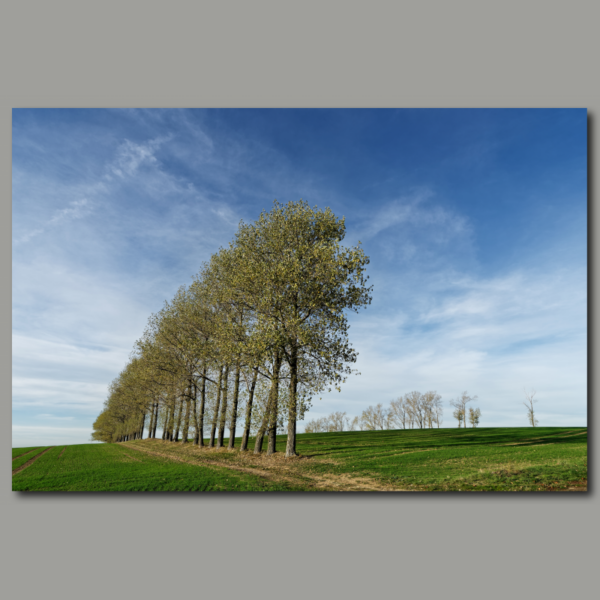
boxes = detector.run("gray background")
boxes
[1,1,596,599]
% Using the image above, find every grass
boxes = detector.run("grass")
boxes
[12,447,51,470]
[12,446,41,459]
[12,443,295,491]
[12,427,587,492]
[283,427,588,491]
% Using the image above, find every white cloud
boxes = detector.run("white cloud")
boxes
[12,376,111,410]
[12,110,586,444]
[308,264,586,429]
[12,124,248,441]
[109,137,168,178]
[359,188,469,242]
[48,198,92,224]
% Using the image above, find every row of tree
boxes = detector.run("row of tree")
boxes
[91,200,373,457]
[304,411,357,433]
[304,391,482,432]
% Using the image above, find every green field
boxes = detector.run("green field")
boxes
[12,446,51,470]
[12,427,587,492]
[12,446,42,460]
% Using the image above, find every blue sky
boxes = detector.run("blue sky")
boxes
[12,108,587,446]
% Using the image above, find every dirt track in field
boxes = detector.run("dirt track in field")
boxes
[122,439,588,493]
[12,448,38,461]
[12,447,54,475]
[122,440,407,491]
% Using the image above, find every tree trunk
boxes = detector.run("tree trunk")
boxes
[266,351,283,455]
[153,403,159,438]
[148,405,155,439]
[253,411,269,454]
[285,344,298,457]
[162,405,170,440]
[181,386,191,444]
[209,367,223,448]
[167,399,176,440]
[198,366,206,447]
[191,380,200,445]
[173,397,184,442]
[153,404,159,437]
[228,363,241,449]
[240,367,258,451]
[150,403,157,438]
[165,401,175,442]
[167,401,176,440]
[217,365,230,448]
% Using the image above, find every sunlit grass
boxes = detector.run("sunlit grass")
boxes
[12,427,586,491]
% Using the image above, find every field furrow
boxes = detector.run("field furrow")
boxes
[13,447,54,475]
[12,448,40,461]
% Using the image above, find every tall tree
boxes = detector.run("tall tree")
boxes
[228,200,372,456]
[239,366,259,451]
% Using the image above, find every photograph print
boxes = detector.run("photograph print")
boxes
[12,108,587,492]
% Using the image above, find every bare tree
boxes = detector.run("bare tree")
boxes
[329,411,347,432]
[468,407,481,428]
[389,396,408,429]
[305,412,350,433]
[404,391,424,428]
[523,388,538,427]
[304,418,322,433]
[432,395,443,428]
[422,391,442,428]
[310,418,324,432]
[345,415,360,431]
[450,391,477,429]
[452,406,464,428]
[361,403,389,430]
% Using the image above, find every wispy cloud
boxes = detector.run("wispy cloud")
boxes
[360,188,432,239]
[348,189,474,273]
[312,263,586,428]
[14,197,93,245]
[108,136,168,179]
[12,109,586,442]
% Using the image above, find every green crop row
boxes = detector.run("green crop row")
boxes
[12,446,41,459]
[12,447,52,471]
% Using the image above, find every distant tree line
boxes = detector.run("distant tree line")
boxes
[91,200,372,457]
[304,391,483,432]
